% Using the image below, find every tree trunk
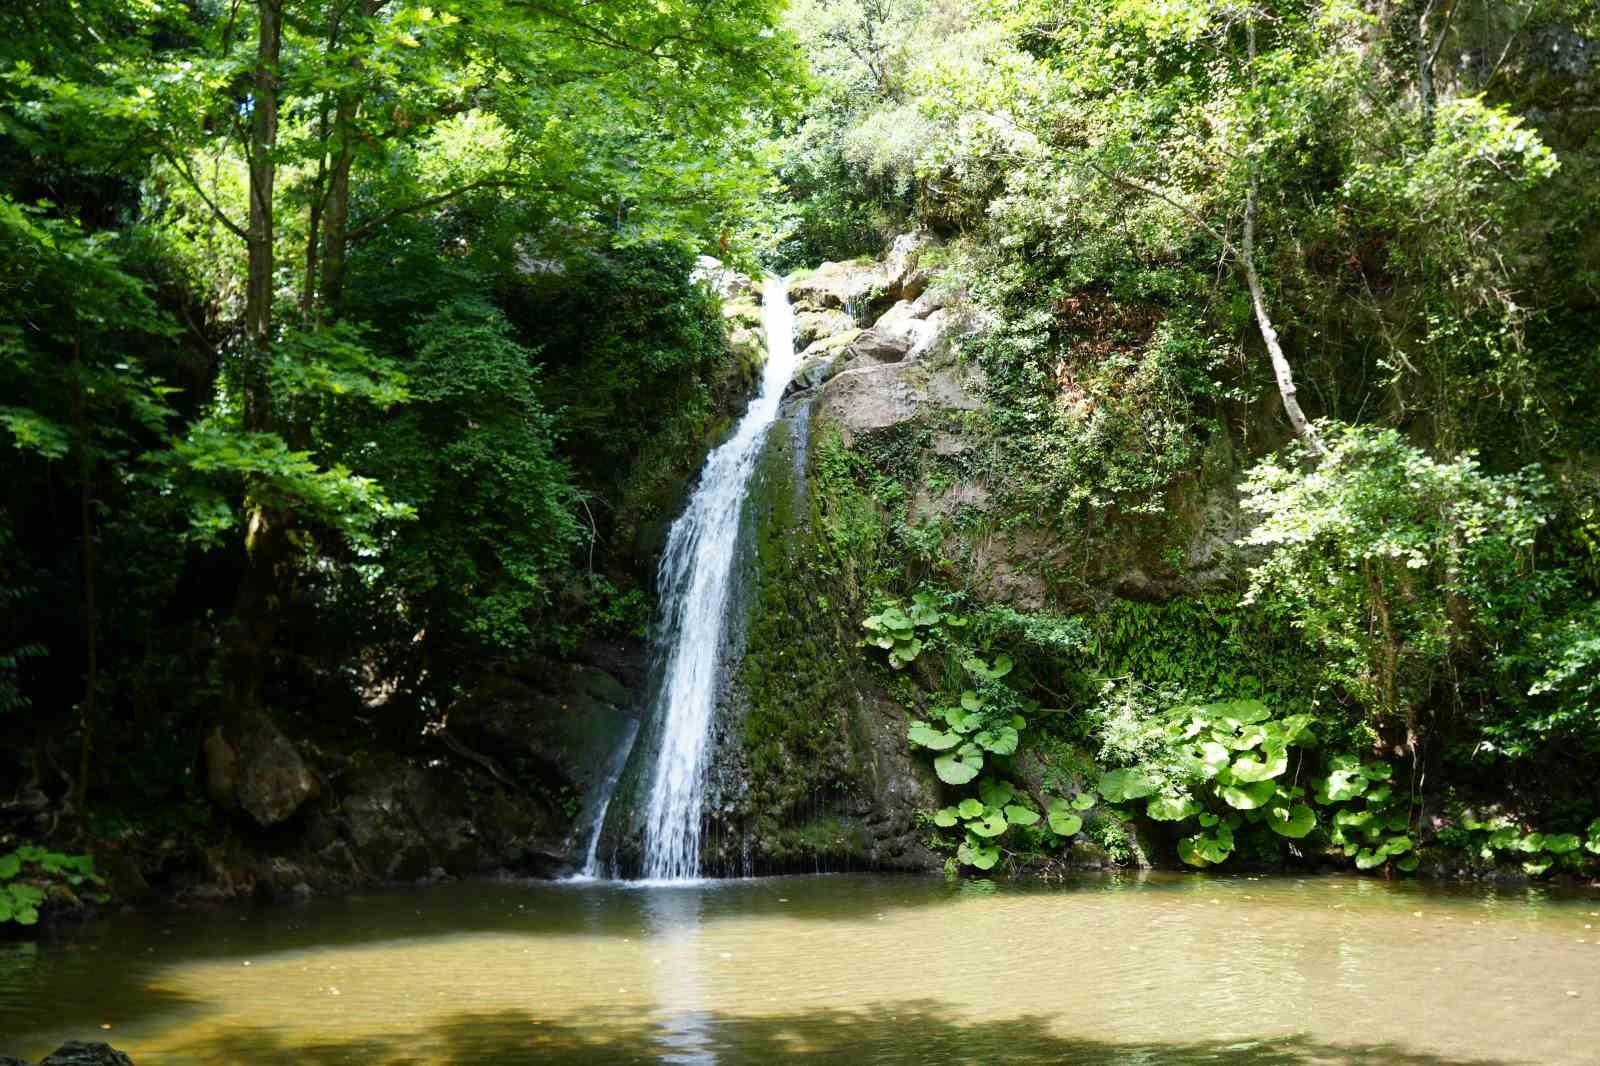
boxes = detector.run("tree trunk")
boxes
[224,0,286,719]
[70,339,96,821]
[1244,18,1323,457]
[243,0,281,433]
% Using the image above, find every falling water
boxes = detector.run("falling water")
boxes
[638,276,799,881]
[569,719,639,880]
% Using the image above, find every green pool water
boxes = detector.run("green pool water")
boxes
[4,872,1599,1064]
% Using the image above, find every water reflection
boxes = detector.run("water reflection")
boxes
[644,886,714,1065]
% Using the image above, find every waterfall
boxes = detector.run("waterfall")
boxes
[636,276,800,881]
[570,718,639,880]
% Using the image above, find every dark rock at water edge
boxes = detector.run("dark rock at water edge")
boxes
[2,1042,136,1066]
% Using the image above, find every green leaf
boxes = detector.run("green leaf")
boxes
[1396,855,1421,873]
[1196,741,1232,779]
[0,853,19,880]
[934,743,983,785]
[1522,859,1553,876]
[957,840,999,870]
[933,807,959,828]
[967,809,1009,838]
[963,655,1014,680]
[1046,799,1083,838]
[908,722,961,750]
[979,779,1015,809]
[1380,835,1413,856]
[1070,792,1097,811]
[1197,811,1219,827]
[1272,714,1317,746]
[974,726,1019,755]
[1177,836,1207,867]
[943,706,981,734]
[1219,779,1275,810]
[1199,699,1271,724]
[1266,804,1317,839]
[961,690,983,712]
[1515,832,1545,854]
[957,797,985,819]
[1543,833,1581,855]
[1354,848,1386,870]
[1359,760,1393,781]
[1098,768,1159,803]
[1146,794,1201,822]
[1320,768,1368,803]
[1229,748,1288,783]
[1003,804,1040,827]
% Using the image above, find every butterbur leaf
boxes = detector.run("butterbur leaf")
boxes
[907,595,941,626]
[1070,792,1097,811]
[889,637,923,666]
[1010,714,1027,730]
[1543,833,1581,855]
[1177,836,1207,867]
[1219,779,1275,810]
[1267,804,1316,839]
[1046,799,1083,837]
[1003,805,1040,827]
[934,743,983,785]
[961,690,983,712]
[0,853,19,880]
[944,706,981,734]
[1199,699,1271,724]
[1365,784,1393,805]
[1321,769,1367,802]
[979,779,1015,808]
[1354,848,1385,870]
[975,727,1019,755]
[1396,855,1420,873]
[933,807,959,828]
[1146,794,1200,822]
[957,798,984,819]
[1098,768,1159,803]
[908,722,960,750]
[1229,748,1288,783]
[866,633,896,649]
[1522,859,1553,876]
[1197,742,1231,779]
[957,840,999,870]
[1380,835,1413,856]
[877,608,913,634]
[967,809,1009,838]
[1359,760,1393,781]
[1516,833,1545,854]
[1273,714,1317,745]
[963,655,1014,680]
[1197,811,1219,828]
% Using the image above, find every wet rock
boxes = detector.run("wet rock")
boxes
[38,1043,135,1066]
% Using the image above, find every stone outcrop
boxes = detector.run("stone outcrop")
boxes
[204,709,318,829]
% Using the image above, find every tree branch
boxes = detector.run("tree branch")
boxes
[343,178,519,243]
[159,146,248,241]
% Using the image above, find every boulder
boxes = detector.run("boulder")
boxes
[204,710,318,828]
[690,255,753,301]
[793,308,854,349]
[880,230,940,303]
[38,1043,135,1066]
[816,359,983,442]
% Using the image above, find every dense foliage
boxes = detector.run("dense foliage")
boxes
[784,0,1598,874]
[0,0,800,907]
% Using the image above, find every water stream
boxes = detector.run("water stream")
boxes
[629,277,800,882]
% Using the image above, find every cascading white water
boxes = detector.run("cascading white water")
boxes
[639,276,799,881]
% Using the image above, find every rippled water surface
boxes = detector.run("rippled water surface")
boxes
[4,873,1599,1064]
